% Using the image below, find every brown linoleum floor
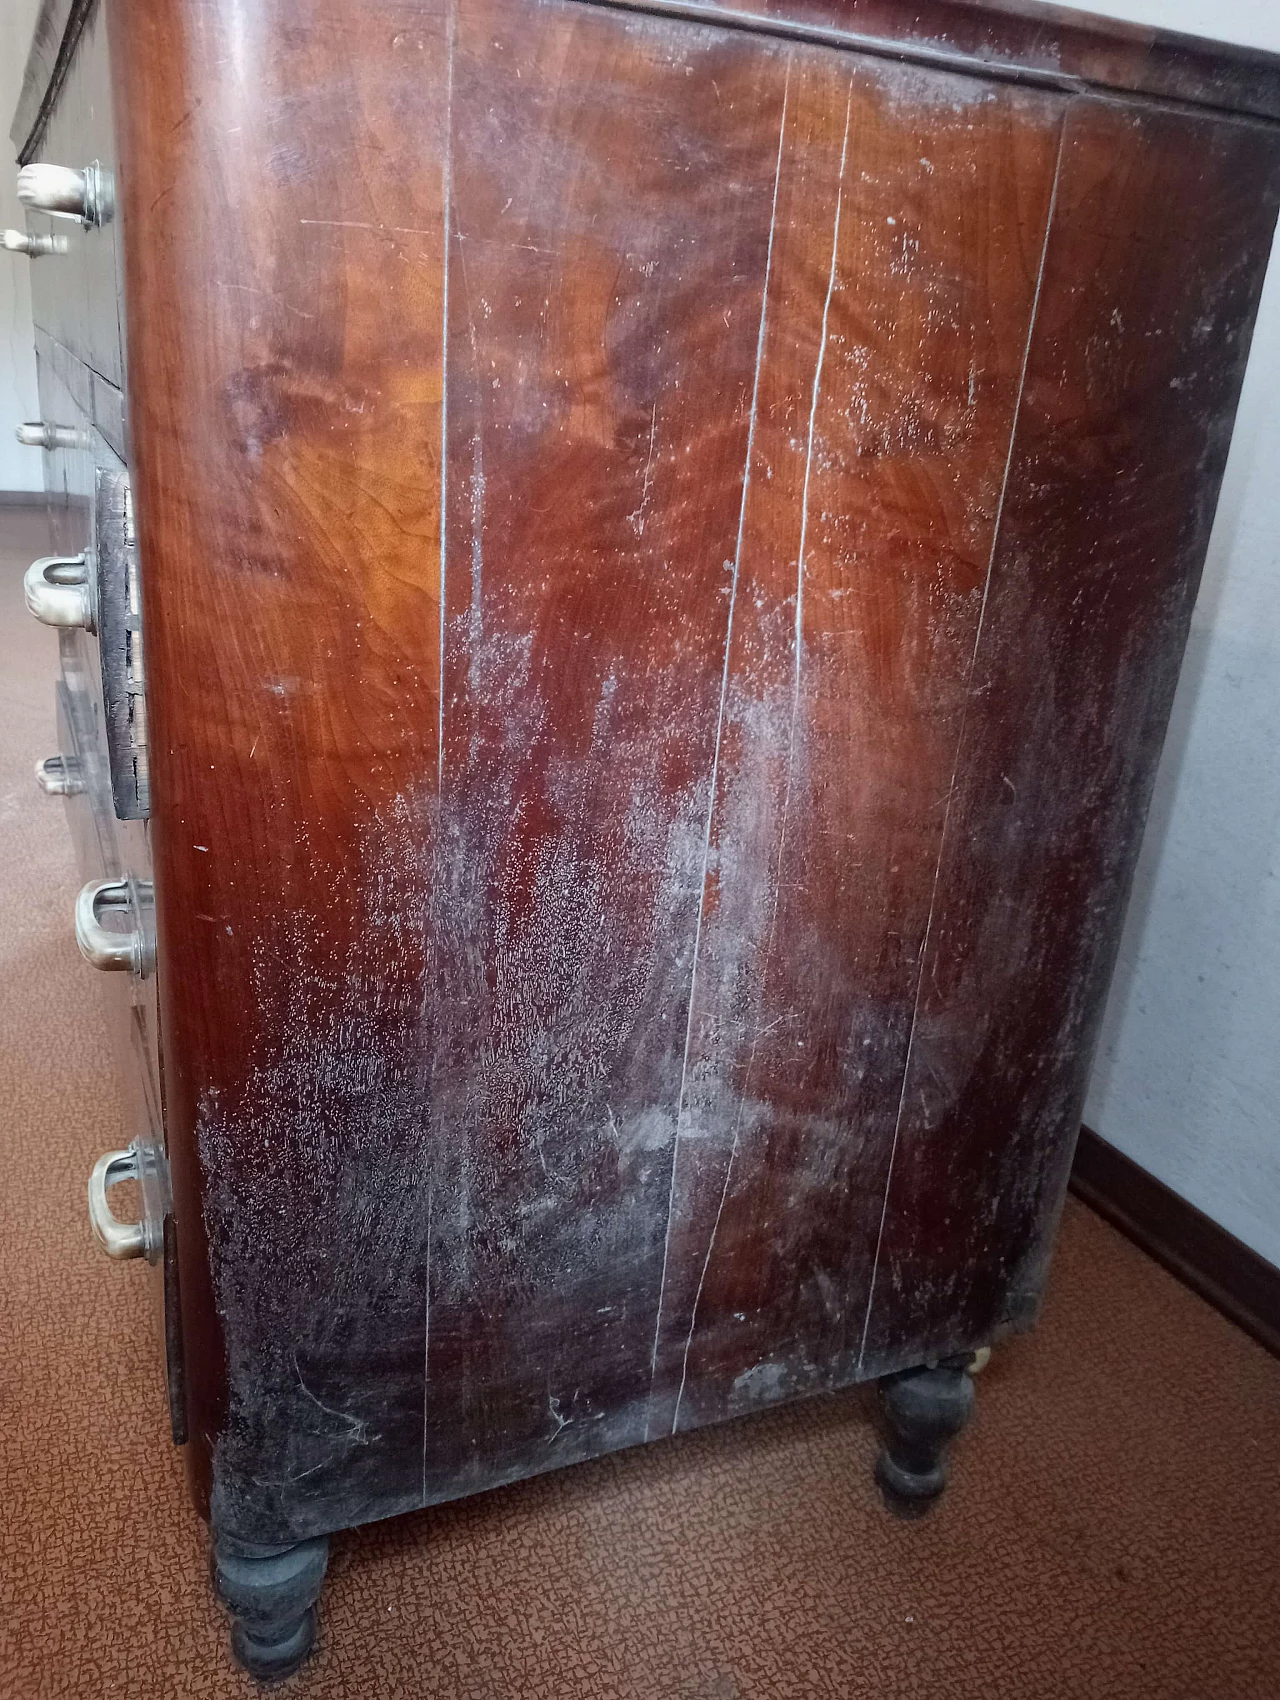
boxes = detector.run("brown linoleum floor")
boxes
[2,505,1279,1699]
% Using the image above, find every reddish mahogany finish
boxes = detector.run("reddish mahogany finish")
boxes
[16,0,1280,1569]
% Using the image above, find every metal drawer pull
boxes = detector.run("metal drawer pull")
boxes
[24,552,94,630]
[16,161,113,225]
[2,227,62,256]
[75,879,152,974]
[35,753,84,795]
[16,420,81,449]
[88,1148,146,1260]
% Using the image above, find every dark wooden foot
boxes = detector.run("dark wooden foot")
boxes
[211,1532,330,1683]
[875,1356,975,1519]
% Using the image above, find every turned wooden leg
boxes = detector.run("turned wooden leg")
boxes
[211,1531,330,1682]
[875,1356,975,1518]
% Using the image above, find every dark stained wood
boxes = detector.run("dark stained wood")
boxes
[19,0,1280,158]
[1072,1127,1280,1359]
[648,56,1065,1438]
[858,96,1280,1373]
[420,0,799,1495]
[111,0,452,1537]
[79,0,1280,1563]
[582,0,1280,121]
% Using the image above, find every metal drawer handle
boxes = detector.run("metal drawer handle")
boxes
[88,1148,146,1260]
[75,879,153,975]
[24,553,95,631]
[35,753,84,795]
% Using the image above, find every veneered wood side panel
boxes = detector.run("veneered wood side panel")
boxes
[859,98,1280,1373]
[420,0,796,1496]
[642,48,852,1443]
[110,0,1280,1548]
[112,0,450,1538]
[648,57,1065,1435]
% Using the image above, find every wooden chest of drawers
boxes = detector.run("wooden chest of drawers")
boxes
[13,0,1280,1677]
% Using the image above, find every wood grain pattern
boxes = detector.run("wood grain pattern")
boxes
[112,0,452,1536]
[581,0,1280,121]
[647,56,1065,1437]
[420,0,796,1496]
[858,97,1280,1373]
[97,0,1280,1554]
[19,0,1280,157]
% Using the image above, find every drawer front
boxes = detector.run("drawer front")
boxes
[54,679,111,888]
[22,1,125,394]
[34,357,164,1182]
[33,374,179,1436]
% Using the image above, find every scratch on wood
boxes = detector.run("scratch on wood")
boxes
[438,0,456,794]
[629,401,660,537]
[421,1190,432,1497]
[669,78,852,1438]
[427,5,456,1494]
[646,65,793,1441]
[297,218,435,236]
[294,1351,372,1445]
[216,280,315,321]
[470,430,485,646]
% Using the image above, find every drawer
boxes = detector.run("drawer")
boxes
[43,670,165,1255]
[34,329,126,464]
[25,401,162,1139]
[18,2,124,393]
[33,346,89,561]
[31,362,147,821]
[49,657,162,1135]
[51,678,113,888]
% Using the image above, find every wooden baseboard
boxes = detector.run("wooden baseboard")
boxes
[1071,1126,1280,1357]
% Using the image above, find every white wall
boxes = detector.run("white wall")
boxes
[1071,0,1280,50]
[0,0,43,493]
[1078,0,1280,1268]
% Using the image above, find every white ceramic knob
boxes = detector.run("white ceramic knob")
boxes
[16,420,81,450]
[3,226,58,255]
[17,163,89,218]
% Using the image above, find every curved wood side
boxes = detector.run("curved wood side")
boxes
[110,0,451,1527]
[858,95,1280,1369]
[107,0,1280,1546]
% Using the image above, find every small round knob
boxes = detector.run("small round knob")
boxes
[17,163,88,218]
[3,226,58,255]
[16,420,82,450]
